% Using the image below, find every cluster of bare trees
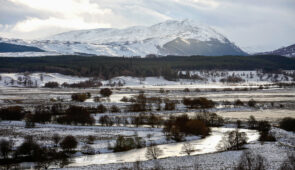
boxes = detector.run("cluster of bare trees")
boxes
[219,129,248,150]
[220,75,245,83]
[71,92,91,102]
[0,135,78,169]
[112,134,146,152]
[163,114,211,142]
[183,97,215,109]
[247,116,276,142]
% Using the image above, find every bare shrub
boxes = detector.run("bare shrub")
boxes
[183,88,190,92]
[100,88,112,97]
[145,144,163,160]
[164,100,176,111]
[44,81,59,88]
[86,135,95,144]
[97,104,107,113]
[234,99,244,106]
[60,135,78,152]
[52,133,61,147]
[71,93,90,102]
[110,105,120,113]
[181,143,195,155]
[248,99,256,107]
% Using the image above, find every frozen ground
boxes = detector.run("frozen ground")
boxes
[217,109,295,122]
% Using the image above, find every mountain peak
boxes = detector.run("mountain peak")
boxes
[2,20,247,57]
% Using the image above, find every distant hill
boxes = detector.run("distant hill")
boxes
[257,44,295,58]
[0,42,44,53]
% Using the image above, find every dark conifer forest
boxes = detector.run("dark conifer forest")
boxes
[0,55,294,80]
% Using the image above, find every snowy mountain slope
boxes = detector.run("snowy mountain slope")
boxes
[257,44,295,58]
[0,20,247,57]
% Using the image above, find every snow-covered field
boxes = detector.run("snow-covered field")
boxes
[0,73,89,87]
[0,121,168,154]
[0,71,294,169]
[0,70,294,88]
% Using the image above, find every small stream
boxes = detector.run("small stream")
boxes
[68,127,259,167]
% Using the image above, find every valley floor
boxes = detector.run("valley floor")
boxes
[0,71,294,170]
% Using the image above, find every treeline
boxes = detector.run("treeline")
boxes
[0,105,95,126]
[0,55,294,80]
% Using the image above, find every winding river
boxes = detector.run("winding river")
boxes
[68,127,259,167]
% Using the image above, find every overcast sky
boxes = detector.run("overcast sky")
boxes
[0,0,294,52]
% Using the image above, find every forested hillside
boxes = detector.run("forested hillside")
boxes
[0,42,44,53]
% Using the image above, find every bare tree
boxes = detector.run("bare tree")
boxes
[219,129,248,150]
[145,144,163,159]
[181,143,195,155]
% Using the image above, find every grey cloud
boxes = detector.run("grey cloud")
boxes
[0,0,294,52]
[0,0,50,25]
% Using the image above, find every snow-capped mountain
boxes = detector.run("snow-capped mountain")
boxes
[257,44,295,58]
[0,20,247,57]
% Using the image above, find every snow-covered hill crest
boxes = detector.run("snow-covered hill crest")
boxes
[48,20,227,44]
[257,44,295,58]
